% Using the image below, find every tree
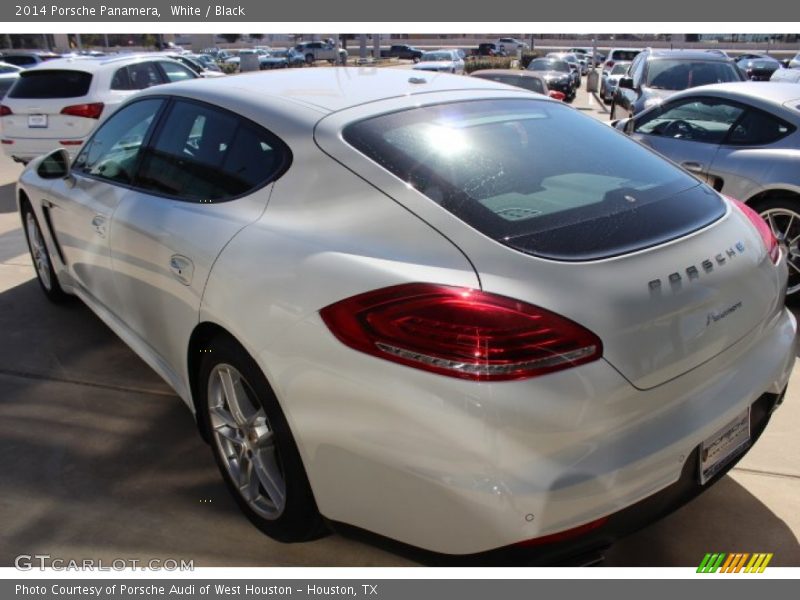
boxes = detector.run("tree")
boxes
[221,34,240,44]
[250,34,264,41]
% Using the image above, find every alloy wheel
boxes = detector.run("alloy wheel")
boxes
[761,207,800,295]
[26,212,52,291]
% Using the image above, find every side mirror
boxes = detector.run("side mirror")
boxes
[37,148,71,180]
[618,76,634,90]
[612,117,634,134]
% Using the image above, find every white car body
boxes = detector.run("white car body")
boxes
[0,55,197,163]
[413,50,465,74]
[15,69,795,559]
[495,38,529,55]
[788,52,800,69]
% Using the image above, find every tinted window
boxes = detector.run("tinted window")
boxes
[74,99,163,185]
[477,74,545,95]
[136,100,287,201]
[344,99,723,261]
[126,62,164,90]
[2,55,37,67]
[159,61,196,82]
[611,50,641,62]
[646,60,741,90]
[9,70,92,99]
[0,78,16,98]
[726,110,794,145]
[528,59,569,73]
[635,98,745,144]
[0,65,19,74]
[610,63,629,75]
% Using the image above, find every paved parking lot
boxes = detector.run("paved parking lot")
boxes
[0,77,798,566]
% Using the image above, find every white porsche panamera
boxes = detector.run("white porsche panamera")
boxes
[12,69,796,562]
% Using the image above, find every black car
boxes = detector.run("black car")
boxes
[477,43,506,57]
[526,58,576,100]
[610,49,744,120]
[735,54,783,80]
[380,44,424,62]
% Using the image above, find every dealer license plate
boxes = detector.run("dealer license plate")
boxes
[699,406,750,485]
[28,114,47,128]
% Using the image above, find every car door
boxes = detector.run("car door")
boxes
[45,98,164,311]
[707,106,796,199]
[108,97,291,379]
[629,96,746,185]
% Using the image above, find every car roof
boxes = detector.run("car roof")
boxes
[21,54,187,73]
[645,49,734,62]
[140,67,527,113]
[669,81,800,109]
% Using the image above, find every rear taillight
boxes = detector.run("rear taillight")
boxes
[605,60,614,68]
[0,105,12,117]
[60,102,104,119]
[320,283,602,381]
[730,198,780,264]
[548,90,566,101]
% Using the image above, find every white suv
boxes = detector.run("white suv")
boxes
[495,37,529,55]
[0,54,198,163]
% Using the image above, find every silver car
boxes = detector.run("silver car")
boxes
[613,82,800,298]
[14,70,795,561]
[600,61,631,104]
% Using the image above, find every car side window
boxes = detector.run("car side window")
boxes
[135,99,288,202]
[630,54,646,87]
[158,61,196,83]
[73,99,163,184]
[634,98,745,144]
[724,109,794,146]
[127,62,164,90]
[110,66,131,90]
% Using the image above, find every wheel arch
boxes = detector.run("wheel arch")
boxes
[745,187,800,207]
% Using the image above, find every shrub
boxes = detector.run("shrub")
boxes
[520,52,540,69]
[219,62,239,75]
[464,57,514,74]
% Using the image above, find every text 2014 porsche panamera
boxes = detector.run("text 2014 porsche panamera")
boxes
[13,69,795,562]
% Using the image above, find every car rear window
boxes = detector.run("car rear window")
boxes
[9,70,92,99]
[343,99,725,261]
[478,74,545,95]
[611,50,640,62]
[646,60,741,90]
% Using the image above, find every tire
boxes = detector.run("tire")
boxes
[610,101,618,120]
[21,202,69,303]
[305,54,314,65]
[749,197,800,302]
[198,335,326,542]
[412,56,420,63]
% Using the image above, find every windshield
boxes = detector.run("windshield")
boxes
[477,74,545,95]
[611,63,629,75]
[646,60,742,90]
[421,52,452,62]
[344,99,722,261]
[529,59,569,73]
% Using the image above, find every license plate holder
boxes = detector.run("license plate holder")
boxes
[699,406,751,485]
[28,114,47,128]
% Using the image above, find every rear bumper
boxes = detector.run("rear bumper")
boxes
[279,305,795,555]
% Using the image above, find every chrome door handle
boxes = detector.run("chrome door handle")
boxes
[681,161,704,173]
[169,254,194,286]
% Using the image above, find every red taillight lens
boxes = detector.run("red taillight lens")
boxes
[320,283,602,381]
[730,198,780,265]
[0,105,12,117]
[605,60,614,68]
[515,516,609,548]
[548,90,566,101]
[60,102,104,119]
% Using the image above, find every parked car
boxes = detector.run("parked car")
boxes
[380,44,424,62]
[569,47,606,67]
[600,61,631,104]
[526,58,576,100]
[0,51,62,69]
[412,50,465,74]
[770,68,800,83]
[0,61,23,97]
[545,53,582,88]
[16,69,794,563]
[259,48,306,70]
[612,82,800,298]
[734,54,783,81]
[494,37,529,55]
[294,41,348,65]
[161,53,226,78]
[603,48,642,72]
[0,55,198,163]
[477,43,505,57]
[610,49,744,120]
[470,69,565,100]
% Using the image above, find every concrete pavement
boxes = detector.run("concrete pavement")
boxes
[0,114,797,567]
